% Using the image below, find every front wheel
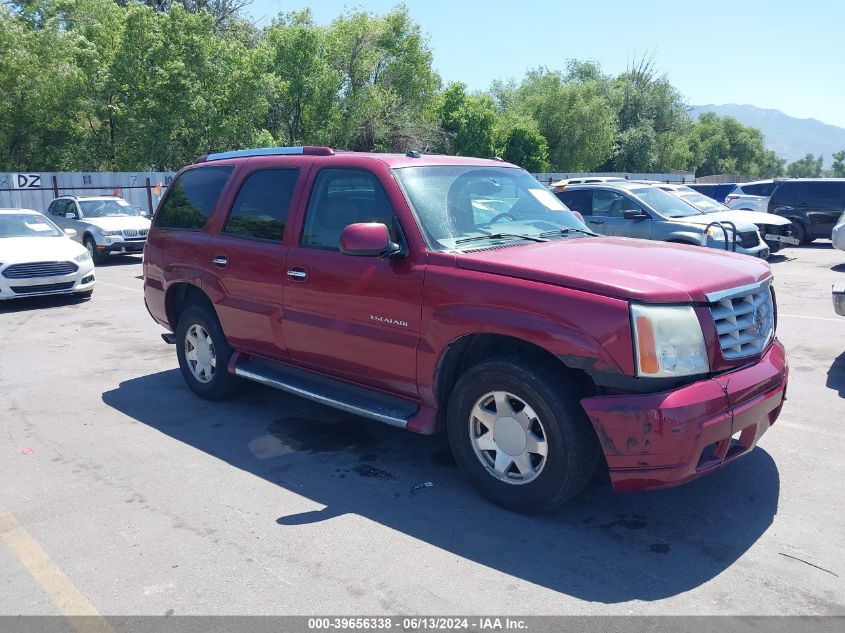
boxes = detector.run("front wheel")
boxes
[175,305,240,400]
[446,357,599,514]
[84,236,106,265]
[789,220,809,244]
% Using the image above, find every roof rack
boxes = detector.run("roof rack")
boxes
[200,146,335,162]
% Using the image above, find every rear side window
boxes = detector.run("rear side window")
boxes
[741,182,776,196]
[798,182,845,206]
[556,190,592,215]
[223,169,299,241]
[300,169,399,251]
[154,166,232,230]
[771,181,802,206]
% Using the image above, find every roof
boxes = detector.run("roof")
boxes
[55,195,123,201]
[0,208,42,215]
[562,181,650,191]
[197,147,517,170]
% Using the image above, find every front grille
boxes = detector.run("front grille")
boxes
[10,281,75,294]
[708,280,775,360]
[737,231,760,249]
[122,228,148,238]
[2,261,78,279]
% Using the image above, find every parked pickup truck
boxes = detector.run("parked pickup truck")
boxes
[143,147,788,513]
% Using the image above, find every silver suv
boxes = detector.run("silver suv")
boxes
[724,180,778,213]
[46,196,151,264]
[556,182,769,258]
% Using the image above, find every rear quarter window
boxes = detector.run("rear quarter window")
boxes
[153,166,233,230]
[741,182,776,196]
[556,190,591,215]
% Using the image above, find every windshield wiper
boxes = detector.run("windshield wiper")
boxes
[454,232,548,245]
[538,227,599,238]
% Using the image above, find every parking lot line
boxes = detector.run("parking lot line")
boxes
[95,280,142,293]
[0,507,113,633]
[778,313,841,323]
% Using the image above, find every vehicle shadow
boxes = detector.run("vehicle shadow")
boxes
[831,264,845,273]
[0,293,90,314]
[796,241,832,250]
[102,370,781,604]
[96,255,142,267]
[827,351,845,398]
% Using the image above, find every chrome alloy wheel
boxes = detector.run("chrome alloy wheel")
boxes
[469,391,549,485]
[184,324,216,384]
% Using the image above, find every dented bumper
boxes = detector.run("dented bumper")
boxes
[581,340,788,492]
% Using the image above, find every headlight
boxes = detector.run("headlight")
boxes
[631,304,709,378]
[705,226,733,241]
[99,229,122,236]
[74,251,91,263]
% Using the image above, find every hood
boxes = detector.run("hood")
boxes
[83,216,151,231]
[0,235,88,265]
[455,237,771,303]
[705,210,791,227]
[673,211,759,232]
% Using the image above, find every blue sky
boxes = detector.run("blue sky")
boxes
[249,0,845,128]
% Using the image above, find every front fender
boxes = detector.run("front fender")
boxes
[663,230,705,245]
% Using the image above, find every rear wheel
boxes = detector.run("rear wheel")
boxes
[176,305,240,400]
[446,357,599,514]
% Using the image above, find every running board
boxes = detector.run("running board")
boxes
[234,358,416,428]
[161,332,176,344]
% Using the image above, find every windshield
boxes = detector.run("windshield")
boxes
[0,213,63,238]
[393,166,592,250]
[631,187,702,218]
[680,191,730,214]
[79,199,142,218]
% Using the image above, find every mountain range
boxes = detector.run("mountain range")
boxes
[690,104,845,167]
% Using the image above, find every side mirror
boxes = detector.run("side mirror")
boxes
[623,210,649,220]
[340,223,401,258]
[64,228,77,238]
[65,212,78,219]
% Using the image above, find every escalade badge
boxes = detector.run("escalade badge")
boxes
[371,314,409,328]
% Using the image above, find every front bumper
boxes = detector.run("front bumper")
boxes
[833,223,845,252]
[0,264,95,300]
[833,283,845,317]
[581,340,787,492]
[99,239,146,254]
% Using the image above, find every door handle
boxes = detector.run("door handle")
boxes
[589,219,604,225]
[212,255,228,267]
[286,267,308,280]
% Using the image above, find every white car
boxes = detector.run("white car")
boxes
[724,180,778,213]
[833,210,845,252]
[46,195,151,264]
[657,183,797,254]
[0,209,95,300]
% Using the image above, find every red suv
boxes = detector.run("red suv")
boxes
[143,147,788,513]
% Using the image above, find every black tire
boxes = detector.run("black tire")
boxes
[175,304,240,400]
[84,236,106,265]
[446,357,599,514]
[789,220,810,244]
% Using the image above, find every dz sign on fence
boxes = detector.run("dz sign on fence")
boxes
[12,174,42,189]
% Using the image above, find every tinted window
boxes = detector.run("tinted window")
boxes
[301,169,399,250]
[799,182,845,206]
[557,190,592,215]
[223,169,299,241]
[741,182,776,197]
[770,181,802,205]
[154,166,232,230]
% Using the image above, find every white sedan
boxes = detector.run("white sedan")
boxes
[0,209,95,300]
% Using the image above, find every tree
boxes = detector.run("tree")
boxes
[832,150,845,177]
[786,153,824,178]
[687,113,783,178]
[495,119,548,172]
[436,82,496,158]
[325,6,440,152]
[514,68,615,171]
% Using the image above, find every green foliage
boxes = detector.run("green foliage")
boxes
[831,150,845,177]
[0,2,794,177]
[786,153,824,178]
